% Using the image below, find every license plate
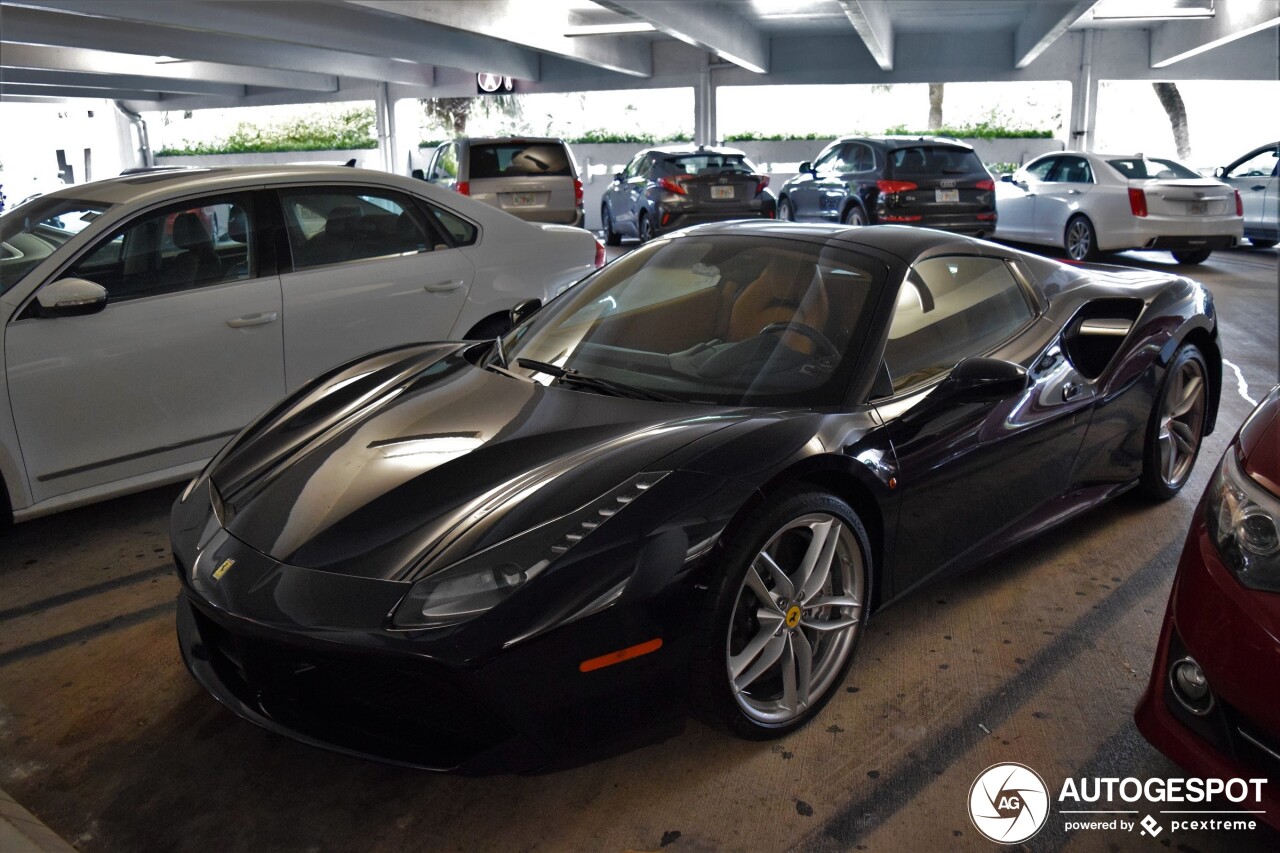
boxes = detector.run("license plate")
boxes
[710,185,735,200]
[510,193,537,206]
[935,189,960,203]
[1187,201,1208,215]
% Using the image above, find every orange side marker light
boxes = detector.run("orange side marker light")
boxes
[579,638,663,673]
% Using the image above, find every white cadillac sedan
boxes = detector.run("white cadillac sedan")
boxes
[0,165,603,523]
[994,151,1243,264]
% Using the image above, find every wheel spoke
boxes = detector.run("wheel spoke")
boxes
[744,565,780,610]
[1171,421,1196,455]
[1162,431,1177,481]
[805,594,859,610]
[792,630,813,709]
[803,614,860,633]
[1172,374,1203,417]
[756,552,794,601]
[780,637,798,711]
[797,519,841,604]
[729,612,785,680]
[734,632,787,691]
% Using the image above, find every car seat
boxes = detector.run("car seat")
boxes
[169,212,222,289]
[727,253,830,355]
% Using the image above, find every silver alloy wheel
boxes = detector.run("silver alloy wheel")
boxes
[844,206,867,227]
[1066,218,1093,261]
[725,513,865,725]
[779,197,793,222]
[1157,356,1207,487]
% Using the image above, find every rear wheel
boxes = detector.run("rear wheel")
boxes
[1171,249,1212,265]
[778,196,795,222]
[842,205,867,227]
[691,488,871,739]
[1065,215,1099,262]
[602,204,621,246]
[1140,343,1208,500]
[638,212,656,243]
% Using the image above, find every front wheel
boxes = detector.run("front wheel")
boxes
[1140,343,1208,500]
[691,489,871,739]
[602,204,621,246]
[842,205,867,227]
[1064,215,1099,262]
[1171,249,1212,265]
[778,196,795,222]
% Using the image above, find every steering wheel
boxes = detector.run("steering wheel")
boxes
[757,321,840,363]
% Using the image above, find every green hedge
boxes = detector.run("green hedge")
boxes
[883,123,1053,140]
[157,108,378,157]
[722,132,836,142]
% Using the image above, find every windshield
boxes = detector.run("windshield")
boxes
[500,235,886,406]
[661,154,759,176]
[890,146,985,176]
[1106,157,1201,180]
[0,197,110,294]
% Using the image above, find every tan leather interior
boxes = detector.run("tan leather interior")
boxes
[727,253,830,354]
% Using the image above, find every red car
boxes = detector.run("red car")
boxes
[1137,383,1280,828]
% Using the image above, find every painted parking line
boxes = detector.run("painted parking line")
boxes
[1222,359,1258,406]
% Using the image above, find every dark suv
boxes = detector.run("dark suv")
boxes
[778,136,996,236]
[601,145,775,244]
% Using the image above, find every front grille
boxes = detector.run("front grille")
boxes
[192,606,516,768]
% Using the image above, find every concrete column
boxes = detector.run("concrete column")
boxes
[375,81,398,174]
[1068,29,1098,152]
[694,57,717,145]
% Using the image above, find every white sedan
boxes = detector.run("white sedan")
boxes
[0,165,603,522]
[995,151,1242,264]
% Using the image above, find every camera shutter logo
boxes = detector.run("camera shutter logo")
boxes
[968,763,1051,844]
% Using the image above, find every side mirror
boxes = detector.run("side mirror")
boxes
[1000,173,1015,183]
[798,161,813,175]
[933,357,1029,403]
[411,168,426,181]
[35,277,107,318]
[509,297,542,328]
[1212,166,1226,179]
[613,172,624,183]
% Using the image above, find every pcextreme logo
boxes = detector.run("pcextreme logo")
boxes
[968,763,1051,844]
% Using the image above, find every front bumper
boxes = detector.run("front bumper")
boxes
[1135,513,1280,829]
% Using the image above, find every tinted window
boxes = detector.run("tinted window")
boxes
[469,142,573,178]
[890,146,985,176]
[280,188,434,270]
[660,153,758,176]
[64,194,255,301]
[847,143,875,172]
[1106,157,1200,180]
[422,201,478,247]
[884,256,1033,391]
[1026,158,1057,181]
[1226,147,1278,179]
[0,199,110,293]
[1048,156,1093,183]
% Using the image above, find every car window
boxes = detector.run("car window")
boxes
[1225,147,1279,179]
[890,146,986,177]
[61,193,256,302]
[0,199,110,294]
[623,152,649,180]
[1048,156,1093,184]
[812,145,842,171]
[1026,158,1057,181]
[279,187,435,270]
[420,201,478,247]
[660,154,758,176]
[884,256,1033,392]
[430,144,458,183]
[848,143,875,172]
[1106,157,1200,180]
[469,142,574,179]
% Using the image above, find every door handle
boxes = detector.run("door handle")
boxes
[1062,382,1082,401]
[1252,185,1267,192]
[424,280,465,293]
[1067,189,1081,195]
[226,311,278,328]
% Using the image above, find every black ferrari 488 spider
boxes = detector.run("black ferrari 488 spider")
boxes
[172,222,1220,772]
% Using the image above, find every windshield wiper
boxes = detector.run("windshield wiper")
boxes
[516,357,680,403]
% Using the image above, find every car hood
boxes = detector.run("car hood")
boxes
[208,343,745,581]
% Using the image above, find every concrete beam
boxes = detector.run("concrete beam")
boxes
[1,82,168,101]
[350,0,651,77]
[602,1,768,73]
[836,0,894,71]
[1014,1,1098,68]
[1151,0,1280,67]
[1,4,440,86]
[0,42,340,92]
[0,68,248,99]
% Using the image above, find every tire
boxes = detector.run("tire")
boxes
[1249,239,1277,249]
[1171,249,1212,265]
[778,196,794,222]
[1064,215,1099,262]
[463,313,511,340]
[1140,343,1209,500]
[842,205,868,227]
[638,212,656,243]
[602,204,622,246]
[690,488,872,739]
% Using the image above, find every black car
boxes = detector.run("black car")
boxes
[778,136,997,236]
[601,144,775,244]
[173,223,1219,773]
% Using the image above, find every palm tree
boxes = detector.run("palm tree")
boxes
[421,95,521,137]
[928,83,944,130]
[1152,82,1191,160]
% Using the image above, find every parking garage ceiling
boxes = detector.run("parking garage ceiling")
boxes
[0,0,1277,109]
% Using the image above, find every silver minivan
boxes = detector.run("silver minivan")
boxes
[421,137,585,227]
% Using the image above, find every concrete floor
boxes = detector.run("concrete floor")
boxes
[0,246,1277,853]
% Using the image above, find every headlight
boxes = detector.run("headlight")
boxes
[391,472,668,629]
[1206,449,1280,592]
